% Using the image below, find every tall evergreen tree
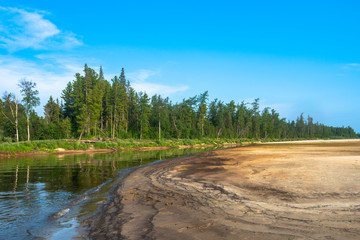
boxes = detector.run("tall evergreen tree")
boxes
[197,91,208,137]
[251,98,260,138]
[44,96,61,124]
[138,92,151,139]
[127,87,139,137]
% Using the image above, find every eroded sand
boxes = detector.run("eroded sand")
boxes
[88,140,360,239]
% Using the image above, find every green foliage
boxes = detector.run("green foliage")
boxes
[18,80,40,115]
[1,65,357,146]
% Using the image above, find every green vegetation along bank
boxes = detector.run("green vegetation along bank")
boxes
[1,137,356,158]
[0,138,245,157]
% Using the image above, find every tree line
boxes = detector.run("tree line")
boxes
[0,65,358,142]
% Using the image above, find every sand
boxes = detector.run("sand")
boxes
[87,139,360,239]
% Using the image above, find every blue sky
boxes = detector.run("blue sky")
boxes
[0,0,359,132]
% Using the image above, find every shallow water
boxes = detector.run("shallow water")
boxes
[0,148,212,239]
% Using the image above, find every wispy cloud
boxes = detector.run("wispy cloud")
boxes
[0,7,82,52]
[265,103,296,118]
[132,82,189,96]
[127,69,159,82]
[240,98,297,120]
[127,69,189,96]
[343,63,360,70]
[0,54,83,112]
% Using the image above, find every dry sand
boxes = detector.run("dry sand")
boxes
[87,139,360,239]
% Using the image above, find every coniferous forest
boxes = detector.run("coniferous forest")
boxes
[0,65,358,143]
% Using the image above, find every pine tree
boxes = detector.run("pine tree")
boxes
[251,98,260,139]
[119,68,128,134]
[261,107,271,139]
[44,96,61,124]
[138,92,151,139]
[197,91,208,137]
[99,65,104,80]
[127,87,139,137]
[224,100,235,137]
[234,101,246,138]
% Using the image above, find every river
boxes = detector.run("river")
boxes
[0,148,212,239]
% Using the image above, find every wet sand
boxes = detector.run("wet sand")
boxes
[87,139,360,239]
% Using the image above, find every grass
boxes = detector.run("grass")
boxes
[1,136,357,155]
[3,137,343,155]
[0,138,249,155]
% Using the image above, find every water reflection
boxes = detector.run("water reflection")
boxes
[0,148,212,239]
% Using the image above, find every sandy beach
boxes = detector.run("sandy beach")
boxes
[87,139,360,239]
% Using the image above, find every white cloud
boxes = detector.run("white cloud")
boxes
[0,54,83,113]
[132,82,189,96]
[0,55,189,116]
[127,69,189,96]
[0,7,82,52]
[127,69,158,82]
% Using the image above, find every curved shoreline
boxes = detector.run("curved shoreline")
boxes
[2,139,358,159]
[86,139,360,239]
[0,143,242,159]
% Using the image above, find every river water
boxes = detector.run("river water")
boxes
[0,148,212,239]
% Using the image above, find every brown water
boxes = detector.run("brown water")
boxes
[0,148,213,239]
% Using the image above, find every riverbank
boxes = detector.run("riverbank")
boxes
[1,138,356,159]
[0,139,245,159]
[87,139,360,240]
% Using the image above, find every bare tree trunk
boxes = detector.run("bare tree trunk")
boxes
[79,127,85,140]
[125,111,128,133]
[158,112,161,141]
[110,113,113,139]
[112,104,117,139]
[122,112,125,132]
[140,119,143,140]
[201,120,204,137]
[172,116,180,139]
[79,117,89,140]
[116,123,119,138]
[27,114,30,141]
[100,111,103,130]
[2,95,20,142]
[216,128,222,138]
[15,98,19,142]
[112,113,116,139]
[94,122,97,137]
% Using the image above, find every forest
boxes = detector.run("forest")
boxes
[0,64,358,142]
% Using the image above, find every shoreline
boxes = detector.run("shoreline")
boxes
[0,142,242,159]
[1,138,358,159]
[86,139,360,239]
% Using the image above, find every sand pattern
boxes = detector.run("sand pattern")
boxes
[88,140,360,240]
